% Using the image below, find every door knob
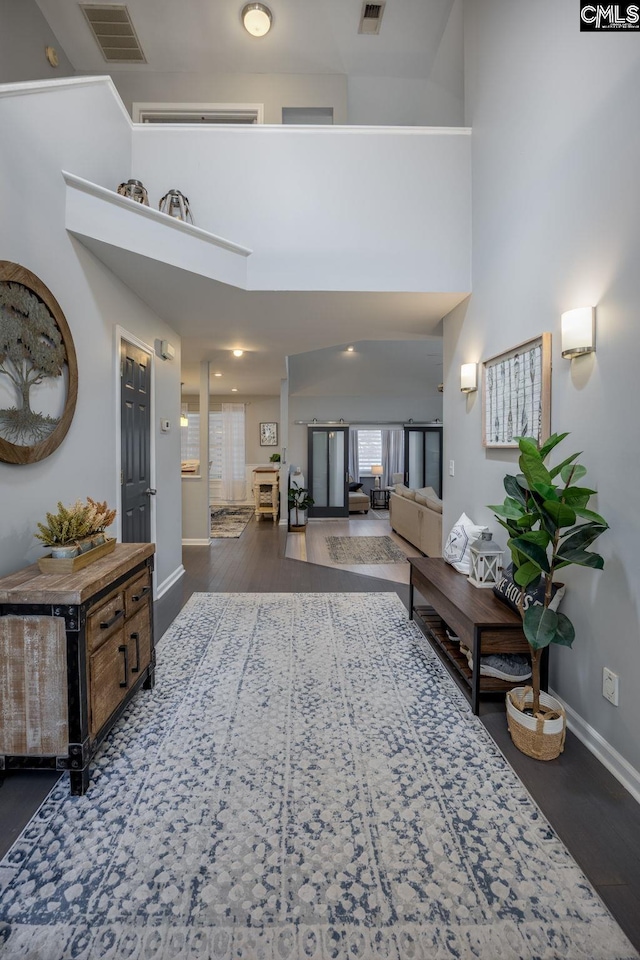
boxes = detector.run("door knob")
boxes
[144,488,157,496]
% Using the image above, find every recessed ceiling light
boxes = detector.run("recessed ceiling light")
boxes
[347,346,354,352]
[231,387,238,392]
[214,372,222,377]
[232,349,244,357]
[242,2,272,37]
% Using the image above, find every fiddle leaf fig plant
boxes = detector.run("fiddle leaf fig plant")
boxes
[288,487,314,527]
[489,433,608,714]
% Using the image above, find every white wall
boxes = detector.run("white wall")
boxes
[132,125,472,294]
[0,80,183,591]
[0,0,75,83]
[444,0,640,774]
[348,0,464,126]
[106,71,348,126]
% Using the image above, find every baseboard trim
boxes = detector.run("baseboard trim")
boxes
[156,564,185,599]
[549,687,640,805]
[182,538,211,546]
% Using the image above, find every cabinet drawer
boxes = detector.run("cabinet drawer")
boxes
[125,570,151,619]
[87,592,125,652]
[89,629,128,737]
[127,606,151,677]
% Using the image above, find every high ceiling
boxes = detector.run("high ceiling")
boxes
[36,0,457,81]
[40,0,464,395]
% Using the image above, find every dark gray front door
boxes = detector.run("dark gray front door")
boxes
[121,340,152,542]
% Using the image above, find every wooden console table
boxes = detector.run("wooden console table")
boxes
[253,467,279,522]
[409,557,547,714]
[0,543,155,795]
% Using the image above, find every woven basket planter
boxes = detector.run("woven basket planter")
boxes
[506,686,566,761]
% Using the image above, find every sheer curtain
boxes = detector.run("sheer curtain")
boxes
[381,429,403,486]
[221,403,246,502]
[348,430,359,483]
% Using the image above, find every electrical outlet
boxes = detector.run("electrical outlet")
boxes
[602,667,619,706]
[449,460,455,477]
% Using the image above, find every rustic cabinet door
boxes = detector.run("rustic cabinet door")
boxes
[89,632,128,737]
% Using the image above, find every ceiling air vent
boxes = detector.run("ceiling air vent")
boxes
[358,1,385,35]
[80,4,146,63]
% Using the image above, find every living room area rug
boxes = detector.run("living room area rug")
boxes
[210,504,254,538]
[0,592,636,960]
[326,534,408,564]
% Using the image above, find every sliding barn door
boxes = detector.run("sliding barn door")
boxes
[307,426,349,518]
[403,425,442,497]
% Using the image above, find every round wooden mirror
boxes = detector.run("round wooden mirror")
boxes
[0,262,78,464]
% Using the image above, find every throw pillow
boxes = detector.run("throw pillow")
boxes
[443,512,488,575]
[348,482,363,492]
[493,565,565,614]
[416,486,438,500]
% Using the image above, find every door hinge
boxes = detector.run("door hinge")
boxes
[120,470,123,485]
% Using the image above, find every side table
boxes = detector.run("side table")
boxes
[370,488,389,510]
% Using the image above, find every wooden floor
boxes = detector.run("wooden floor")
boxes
[1,515,640,952]
[285,510,421,585]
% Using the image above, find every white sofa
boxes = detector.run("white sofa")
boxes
[389,484,442,556]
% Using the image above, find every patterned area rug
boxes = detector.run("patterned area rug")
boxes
[210,505,254,538]
[0,593,636,960]
[326,535,407,564]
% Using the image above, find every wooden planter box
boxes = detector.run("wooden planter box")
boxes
[37,537,116,574]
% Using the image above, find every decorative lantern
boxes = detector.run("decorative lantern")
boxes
[159,189,194,224]
[468,530,503,588]
[117,179,149,205]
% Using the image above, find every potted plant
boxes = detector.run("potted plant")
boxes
[85,497,117,546]
[269,453,281,463]
[288,487,314,532]
[489,432,608,760]
[34,499,92,557]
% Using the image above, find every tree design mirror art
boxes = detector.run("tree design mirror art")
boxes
[0,262,78,464]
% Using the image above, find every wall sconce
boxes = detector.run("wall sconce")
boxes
[160,340,175,361]
[242,2,272,36]
[371,464,383,489]
[460,363,478,393]
[561,307,596,358]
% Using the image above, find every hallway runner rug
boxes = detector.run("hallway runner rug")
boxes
[210,505,254,538]
[0,593,637,960]
[325,535,407,564]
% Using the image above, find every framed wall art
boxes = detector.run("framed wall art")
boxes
[260,421,278,446]
[482,333,551,448]
[0,262,78,464]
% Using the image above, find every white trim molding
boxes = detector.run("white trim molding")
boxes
[0,75,132,126]
[156,564,185,599]
[550,688,640,806]
[182,538,212,546]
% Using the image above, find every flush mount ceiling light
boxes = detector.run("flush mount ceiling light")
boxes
[232,349,244,357]
[346,346,354,352]
[214,372,222,377]
[242,3,272,37]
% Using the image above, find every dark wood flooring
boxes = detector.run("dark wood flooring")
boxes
[1,517,639,952]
